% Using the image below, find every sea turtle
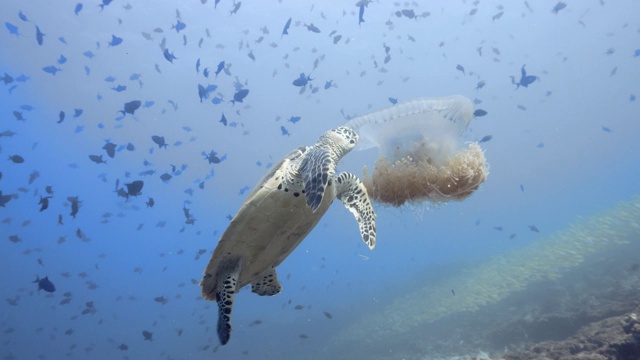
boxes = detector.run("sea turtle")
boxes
[200,126,376,345]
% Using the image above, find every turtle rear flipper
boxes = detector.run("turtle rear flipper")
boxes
[336,172,377,250]
[251,268,282,296]
[214,257,242,345]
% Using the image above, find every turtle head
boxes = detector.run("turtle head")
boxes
[320,126,359,158]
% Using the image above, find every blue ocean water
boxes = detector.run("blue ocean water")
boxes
[1,1,639,359]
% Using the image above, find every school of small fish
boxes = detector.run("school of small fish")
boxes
[0,0,637,358]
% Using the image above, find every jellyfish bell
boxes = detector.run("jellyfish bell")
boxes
[344,95,488,207]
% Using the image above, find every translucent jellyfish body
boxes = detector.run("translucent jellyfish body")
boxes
[344,95,488,206]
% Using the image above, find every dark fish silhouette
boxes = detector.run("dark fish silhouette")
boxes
[528,225,539,233]
[119,100,142,116]
[103,141,116,158]
[292,73,312,87]
[152,135,167,148]
[42,66,61,75]
[288,116,301,124]
[5,22,19,36]
[552,1,567,13]
[35,25,44,46]
[358,4,365,25]
[33,276,56,292]
[511,65,537,89]
[57,111,65,123]
[125,181,144,197]
[163,48,177,63]
[38,195,52,211]
[305,23,320,33]
[476,81,486,90]
[9,155,24,163]
[473,109,488,117]
[0,191,13,207]
[67,196,80,218]
[203,151,221,164]
[215,61,225,77]
[142,330,153,341]
[74,3,83,15]
[282,17,292,37]
[479,135,493,143]
[231,89,249,105]
[219,113,227,126]
[456,64,465,75]
[146,198,155,208]
[89,154,107,164]
[108,34,122,46]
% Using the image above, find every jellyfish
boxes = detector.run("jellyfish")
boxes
[344,95,488,207]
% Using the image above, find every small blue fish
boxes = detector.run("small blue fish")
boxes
[305,23,320,33]
[18,11,29,22]
[58,111,65,123]
[119,100,142,116]
[203,67,210,78]
[633,49,640,57]
[112,85,127,92]
[5,22,19,36]
[13,111,25,121]
[196,58,201,73]
[476,81,486,90]
[173,20,186,32]
[42,66,61,75]
[220,113,227,126]
[57,54,67,64]
[292,73,312,87]
[601,126,612,133]
[215,61,225,77]
[280,125,290,136]
[2,73,13,84]
[551,1,566,13]
[74,3,83,15]
[231,89,249,105]
[288,116,301,124]
[511,64,537,89]
[15,74,29,82]
[108,34,123,46]
[282,17,292,37]
[74,109,83,118]
[630,94,637,102]
[324,80,334,89]
[473,109,488,117]
[358,5,365,25]
[104,76,116,82]
[388,97,398,105]
[58,36,67,44]
[456,64,465,75]
[520,184,525,192]
[163,48,177,63]
[35,26,44,45]
[143,101,154,108]
[479,135,492,143]
[99,0,113,11]
[83,50,94,58]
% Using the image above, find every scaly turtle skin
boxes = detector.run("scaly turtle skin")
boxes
[200,126,376,345]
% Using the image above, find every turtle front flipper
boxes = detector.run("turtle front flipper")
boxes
[335,172,377,249]
[299,147,334,212]
[251,267,282,296]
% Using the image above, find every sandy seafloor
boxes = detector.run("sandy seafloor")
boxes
[1,1,640,359]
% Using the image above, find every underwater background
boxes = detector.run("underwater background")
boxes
[1,1,639,359]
